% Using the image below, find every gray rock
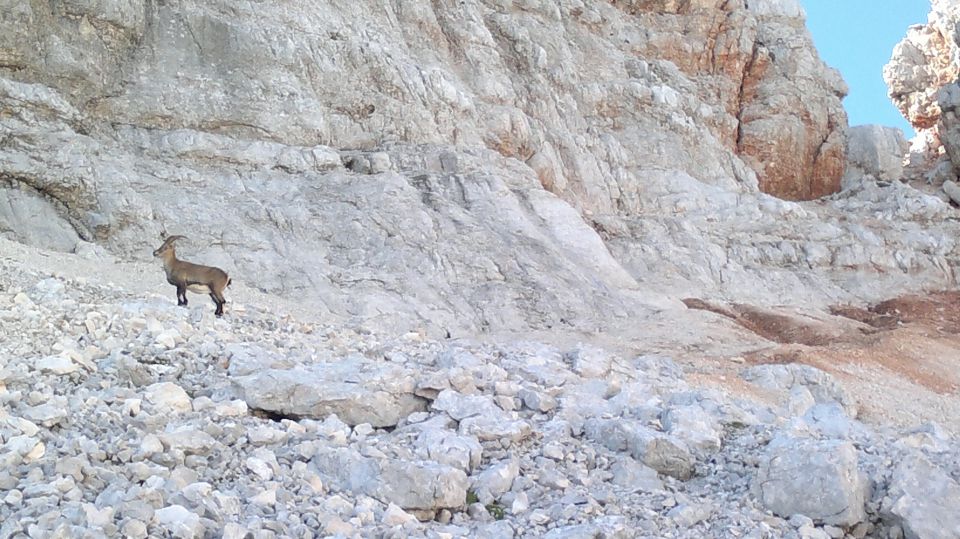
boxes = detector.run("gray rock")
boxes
[543,516,631,539]
[474,520,516,538]
[895,423,954,453]
[381,502,417,526]
[799,403,868,440]
[310,447,381,494]
[435,390,532,443]
[311,447,466,511]
[943,179,960,206]
[473,459,519,502]
[154,505,203,539]
[159,427,219,456]
[121,519,148,539]
[798,525,832,539]
[518,388,557,413]
[143,383,193,414]
[376,460,467,511]
[742,364,857,417]
[21,403,68,427]
[667,503,714,528]
[585,418,694,479]
[34,355,79,375]
[661,404,722,453]
[414,428,482,473]
[232,358,426,427]
[883,454,960,539]
[753,438,868,526]
[939,83,960,178]
[564,345,613,379]
[609,457,664,492]
[432,390,501,421]
[844,125,909,185]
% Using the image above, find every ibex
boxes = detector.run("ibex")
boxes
[152,235,231,316]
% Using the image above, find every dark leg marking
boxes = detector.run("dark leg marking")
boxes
[176,285,188,306]
[211,293,224,317]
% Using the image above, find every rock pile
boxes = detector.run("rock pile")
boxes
[1,256,958,538]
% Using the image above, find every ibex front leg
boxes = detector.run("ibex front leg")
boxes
[177,284,188,306]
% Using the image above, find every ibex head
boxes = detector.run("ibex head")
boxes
[153,235,187,258]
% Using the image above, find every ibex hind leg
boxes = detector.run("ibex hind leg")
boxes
[210,293,224,317]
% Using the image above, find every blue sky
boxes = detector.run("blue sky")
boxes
[801,0,930,136]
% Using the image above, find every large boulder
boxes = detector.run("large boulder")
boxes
[232,357,426,427]
[882,454,960,539]
[310,448,468,512]
[584,418,695,480]
[753,438,868,527]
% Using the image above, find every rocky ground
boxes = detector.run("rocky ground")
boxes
[3,2,960,537]
[1,237,958,539]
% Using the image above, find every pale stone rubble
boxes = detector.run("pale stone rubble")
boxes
[1,259,958,539]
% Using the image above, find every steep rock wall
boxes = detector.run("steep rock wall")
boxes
[4,0,957,337]
[1,0,843,207]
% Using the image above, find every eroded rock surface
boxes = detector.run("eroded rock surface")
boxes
[0,0,907,341]
[884,0,960,184]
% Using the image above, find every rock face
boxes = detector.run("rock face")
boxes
[0,0,844,206]
[0,0,901,339]
[735,1,848,199]
[884,0,960,133]
[884,0,960,179]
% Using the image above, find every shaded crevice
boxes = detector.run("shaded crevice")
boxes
[0,174,94,242]
[734,39,763,154]
[250,408,301,423]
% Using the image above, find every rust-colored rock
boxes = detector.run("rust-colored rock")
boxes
[619,1,848,200]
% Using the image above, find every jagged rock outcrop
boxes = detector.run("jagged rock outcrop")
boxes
[884,1,960,133]
[884,0,960,179]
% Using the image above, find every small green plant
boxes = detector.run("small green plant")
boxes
[485,502,505,520]
[465,490,479,504]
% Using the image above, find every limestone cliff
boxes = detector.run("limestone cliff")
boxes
[2,0,957,336]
